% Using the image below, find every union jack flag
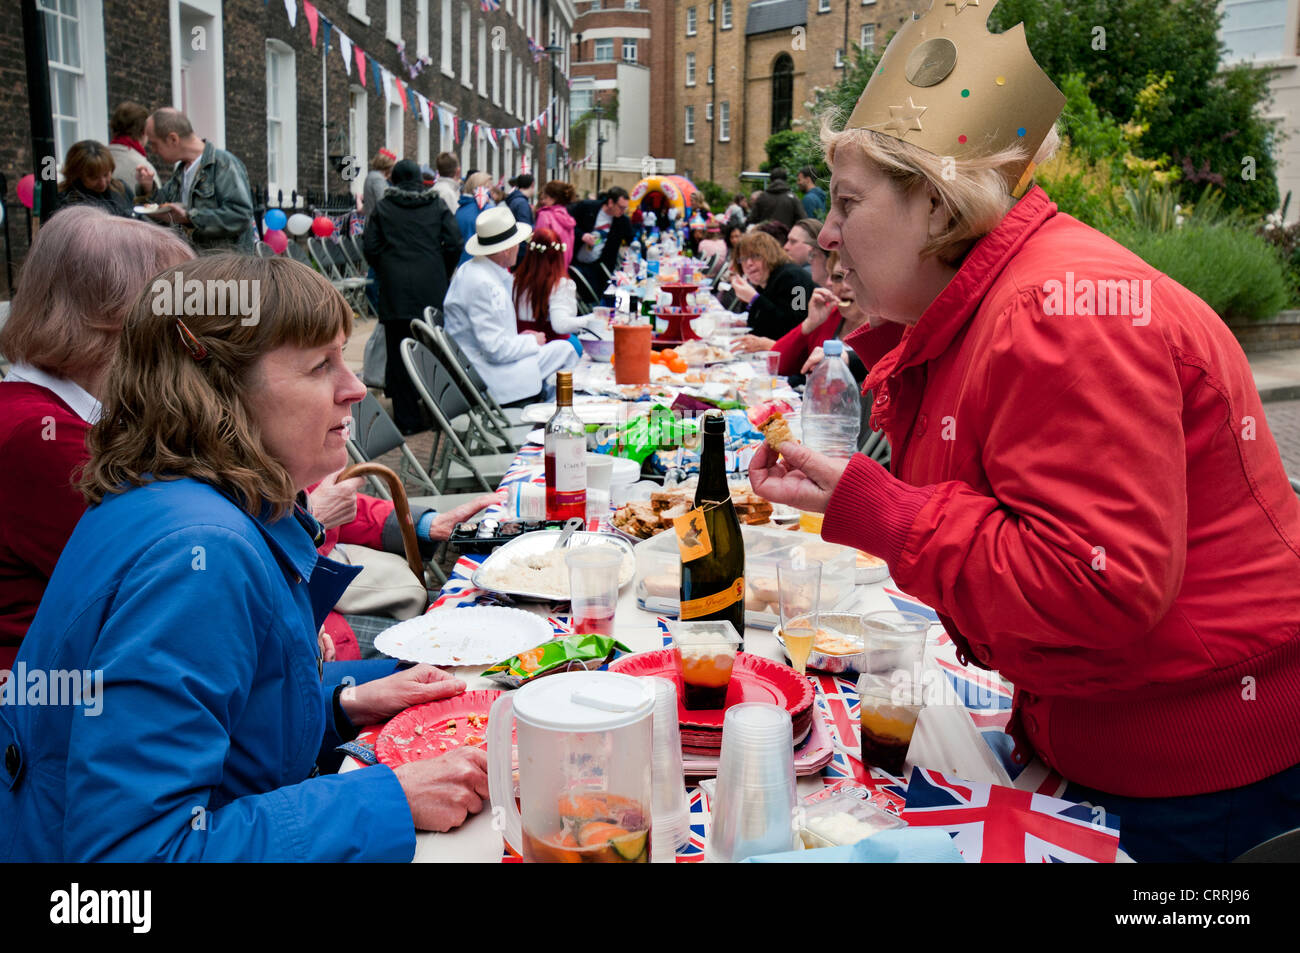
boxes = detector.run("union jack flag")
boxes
[480,0,500,11]
[901,768,1121,863]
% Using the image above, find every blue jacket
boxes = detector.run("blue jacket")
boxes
[0,478,416,861]
[505,189,534,227]
[456,194,496,266]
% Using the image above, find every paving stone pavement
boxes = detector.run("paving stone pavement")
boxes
[1263,399,1300,481]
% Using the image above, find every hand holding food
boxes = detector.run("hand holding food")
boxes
[804,288,839,336]
[749,441,852,514]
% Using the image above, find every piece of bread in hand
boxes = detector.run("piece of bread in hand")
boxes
[759,412,795,451]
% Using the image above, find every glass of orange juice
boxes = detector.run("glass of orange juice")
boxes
[778,559,821,675]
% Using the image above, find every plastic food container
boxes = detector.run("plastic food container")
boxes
[797,793,907,849]
[634,523,857,629]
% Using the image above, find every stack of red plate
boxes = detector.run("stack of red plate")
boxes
[608,651,814,757]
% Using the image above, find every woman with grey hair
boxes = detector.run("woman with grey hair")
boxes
[751,0,1300,862]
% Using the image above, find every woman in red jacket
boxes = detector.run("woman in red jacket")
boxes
[0,207,193,667]
[752,3,1300,862]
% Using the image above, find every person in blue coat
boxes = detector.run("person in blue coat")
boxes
[455,171,496,267]
[0,255,489,861]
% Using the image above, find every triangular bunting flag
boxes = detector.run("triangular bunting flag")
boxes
[371,57,385,97]
[395,76,409,112]
[283,0,297,29]
[322,18,332,56]
[337,30,352,75]
[303,1,319,46]
[354,43,365,83]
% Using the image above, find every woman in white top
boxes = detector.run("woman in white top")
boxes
[511,226,603,342]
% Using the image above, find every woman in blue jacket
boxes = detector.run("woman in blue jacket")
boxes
[0,255,489,861]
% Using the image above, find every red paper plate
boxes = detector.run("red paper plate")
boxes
[375,690,503,768]
[608,650,814,730]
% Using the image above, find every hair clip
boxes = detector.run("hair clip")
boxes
[176,318,208,361]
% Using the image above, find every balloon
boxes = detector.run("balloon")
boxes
[263,229,289,254]
[16,174,35,210]
[311,216,336,237]
[286,212,313,236]
[264,208,287,231]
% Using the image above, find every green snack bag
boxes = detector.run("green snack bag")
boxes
[482,633,633,688]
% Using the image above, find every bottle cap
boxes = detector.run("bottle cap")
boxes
[823,340,844,357]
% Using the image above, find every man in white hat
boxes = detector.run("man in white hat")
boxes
[443,206,579,404]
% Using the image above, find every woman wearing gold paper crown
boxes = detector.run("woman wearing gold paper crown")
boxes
[751,0,1300,862]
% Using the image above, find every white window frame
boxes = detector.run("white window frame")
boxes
[461,3,471,88]
[705,101,712,121]
[503,138,513,178]
[594,38,614,62]
[685,51,696,86]
[817,0,829,12]
[387,101,404,156]
[505,50,513,112]
[493,41,501,105]
[721,0,731,29]
[348,0,371,24]
[417,0,429,59]
[265,39,297,196]
[718,101,730,141]
[623,38,637,63]
[438,101,456,155]
[517,62,524,119]
[861,0,876,4]
[169,0,226,147]
[387,0,402,43]
[860,23,875,50]
[41,0,110,162]
[834,47,844,68]
[708,2,713,22]
[478,20,487,97]
[686,6,696,36]
[684,105,695,144]
[349,85,368,196]
[441,0,453,76]
[477,130,487,176]
[707,64,714,84]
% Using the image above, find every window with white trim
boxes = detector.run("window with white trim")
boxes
[266,40,297,195]
[387,102,404,155]
[860,23,875,50]
[417,0,428,59]
[684,105,694,143]
[686,6,696,35]
[348,0,370,23]
[493,41,501,105]
[685,52,696,85]
[571,88,593,116]
[461,3,471,87]
[623,38,637,63]
[387,0,402,43]
[718,101,729,141]
[817,0,829,12]
[862,0,876,4]
[594,38,613,61]
[705,101,713,121]
[835,48,844,68]
[708,2,713,21]
[441,0,453,75]
[349,86,368,195]
[41,0,94,161]
[721,0,732,29]
[505,50,513,112]
[517,63,524,119]
[707,64,714,84]
[417,110,430,166]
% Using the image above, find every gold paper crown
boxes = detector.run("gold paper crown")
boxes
[845,0,1065,194]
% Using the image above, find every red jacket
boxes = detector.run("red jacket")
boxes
[773,308,843,377]
[823,187,1300,798]
[0,384,90,668]
[310,489,399,661]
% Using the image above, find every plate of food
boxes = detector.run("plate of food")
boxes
[133,203,162,215]
[471,530,636,601]
[675,340,735,366]
[374,691,503,767]
[608,481,773,540]
[374,605,556,666]
[856,551,890,584]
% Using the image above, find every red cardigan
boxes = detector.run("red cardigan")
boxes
[825,187,1300,798]
[0,384,91,668]
[773,308,843,377]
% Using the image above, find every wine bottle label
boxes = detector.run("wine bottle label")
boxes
[549,434,586,492]
[680,577,745,619]
[673,507,712,561]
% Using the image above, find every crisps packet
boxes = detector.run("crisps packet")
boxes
[482,633,633,688]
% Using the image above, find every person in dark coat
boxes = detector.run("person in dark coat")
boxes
[726,229,816,340]
[363,159,464,434]
[747,168,805,230]
[569,187,632,298]
[54,141,135,219]
[505,173,535,226]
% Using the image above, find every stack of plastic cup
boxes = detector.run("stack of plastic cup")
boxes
[705,703,797,863]
[649,677,691,863]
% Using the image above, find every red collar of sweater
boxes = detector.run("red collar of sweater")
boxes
[110,134,147,157]
[846,185,1058,391]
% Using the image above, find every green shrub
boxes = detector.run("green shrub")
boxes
[1111,222,1289,322]
[694,179,734,214]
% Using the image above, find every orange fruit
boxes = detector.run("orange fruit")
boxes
[667,358,688,373]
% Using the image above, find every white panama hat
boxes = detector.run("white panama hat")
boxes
[466,205,532,257]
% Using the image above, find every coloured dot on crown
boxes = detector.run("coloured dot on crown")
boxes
[958,134,968,144]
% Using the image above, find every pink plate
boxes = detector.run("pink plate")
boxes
[375,690,503,768]
[608,650,815,730]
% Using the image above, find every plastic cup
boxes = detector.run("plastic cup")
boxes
[668,620,741,711]
[614,323,652,384]
[856,611,929,777]
[777,559,822,675]
[565,545,624,636]
[706,703,797,863]
[648,677,690,863]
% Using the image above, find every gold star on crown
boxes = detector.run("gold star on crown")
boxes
[845,0,1064,193]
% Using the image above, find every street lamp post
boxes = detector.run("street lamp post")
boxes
[545,39,565,184]
[593,101,606,195]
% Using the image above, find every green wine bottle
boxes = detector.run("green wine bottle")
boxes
[677,411,746,648]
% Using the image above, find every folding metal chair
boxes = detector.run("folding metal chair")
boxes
[254,241,277,259]
[308,237,370,317]
[410,317,529,454]
[569,265,601,305]
[345,392,492,584]
[424,322,530,431]
[285,241,313,267]
[859,427,891,469]
[400,338,516,493]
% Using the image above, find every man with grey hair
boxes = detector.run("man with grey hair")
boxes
[138,108,256,252]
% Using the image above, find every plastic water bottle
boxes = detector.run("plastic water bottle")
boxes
[801,340,861,459]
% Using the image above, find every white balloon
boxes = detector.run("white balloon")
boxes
[286,213,314,237]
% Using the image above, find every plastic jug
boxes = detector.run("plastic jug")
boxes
[487,671,656,862]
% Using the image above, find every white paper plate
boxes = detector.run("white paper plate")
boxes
[373,606,555,666]
[525,427,544,444]
[520,401,627,425]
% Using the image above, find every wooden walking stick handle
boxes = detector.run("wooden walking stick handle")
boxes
[338,463,427,587]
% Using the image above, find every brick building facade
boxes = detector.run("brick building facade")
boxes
[0,0,573,298]
[673,0,915,192]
